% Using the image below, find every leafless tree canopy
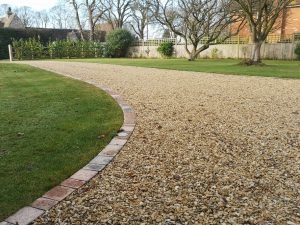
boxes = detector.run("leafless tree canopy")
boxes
[0,4,10,16]
[50,3,73,29]
[233,0,293,63]
[129,0,153,39]
[15,6,35,27]
[85,0,108,40]
[67,0,107,40]
[153,0,245,60]
[103,0,131,30]
[36,10,50,28]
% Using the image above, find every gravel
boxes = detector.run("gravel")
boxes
[21,61,300,224]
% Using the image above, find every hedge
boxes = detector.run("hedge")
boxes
[0,28,105,59]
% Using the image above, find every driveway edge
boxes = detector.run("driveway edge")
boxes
[3,74,136,225]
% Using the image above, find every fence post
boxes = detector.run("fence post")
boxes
[8,44,13,62]
[237,35,240,59]
[175,39,177,58]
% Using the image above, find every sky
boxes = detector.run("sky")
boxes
[0,0,58,11]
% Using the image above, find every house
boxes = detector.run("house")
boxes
[279,0,300,37]
[0,7,25,29]
[233,1,300,42]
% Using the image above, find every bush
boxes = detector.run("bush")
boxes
[0,28,106,59]
[106,29,134,58]
[12,38,107,60]
[211,48,219,59]
[12,37,44,60]
[295,43,300,60]
[157,42,174,58]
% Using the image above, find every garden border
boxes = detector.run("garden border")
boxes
[1,73,136,225]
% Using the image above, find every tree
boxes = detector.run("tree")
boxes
[67,0,108,40]
[68,0,85,40]
[15,6,35,27]
[129,0,152,39]
[104,0,131,29]
[36,10,50,28]
[233,0,293,64]
[50,3,73,29]
[85,0,108,40]
[0,4,10,16]
[153,0,245,61]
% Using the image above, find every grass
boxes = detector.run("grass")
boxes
[0,63,123,220]
[66,58,300,79]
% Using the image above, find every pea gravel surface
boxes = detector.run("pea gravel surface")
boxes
[21,61,300,225]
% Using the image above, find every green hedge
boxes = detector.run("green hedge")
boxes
[0,28,105,59]
[12,38,107,60]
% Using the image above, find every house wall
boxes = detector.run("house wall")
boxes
[283,7,300,35]
[231,5,300,39]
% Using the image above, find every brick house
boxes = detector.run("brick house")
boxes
[279,0,300,36]
[233,1,300,41]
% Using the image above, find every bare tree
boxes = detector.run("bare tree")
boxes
[233,0,293,64]
[15,6,35,27]
[153,0,245,60]
[129,0,152,39]
[50,3,73,29]
[0,4,10,16]
[85,0,108,40]
[32,11,42,27]
[36,10,50,28]
[67,0,108,40]
[104,0,131,29]
[67,0,85,40]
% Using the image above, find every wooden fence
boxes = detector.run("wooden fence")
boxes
[132,34,300,46]
[129,34,299,60]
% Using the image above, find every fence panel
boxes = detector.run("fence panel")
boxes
[128,43,297,60]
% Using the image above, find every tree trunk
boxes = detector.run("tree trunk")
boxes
[188,45,199,61]
[71,1,85,41]
[188,48,197,61]
[188,44,209,61]
[251,41,263,64]
[88,12,94,41]
[89,19,95,41]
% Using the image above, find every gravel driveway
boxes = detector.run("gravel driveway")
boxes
[21,61,300,224]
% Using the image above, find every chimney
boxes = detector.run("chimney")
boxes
[7,7,13,16]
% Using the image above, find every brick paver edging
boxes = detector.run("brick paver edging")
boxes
[2,76,136,225]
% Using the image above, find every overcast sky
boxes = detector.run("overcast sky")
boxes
[0,0,58,11]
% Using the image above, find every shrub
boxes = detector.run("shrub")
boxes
[211,48,219,59]
[157,42,174,58]
[106,29,134,58]
[295,43,300,60]
[12,37,44,60]
[11,39,106,60]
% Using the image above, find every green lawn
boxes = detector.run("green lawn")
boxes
[67,58,300,79]
[0,63,123,220]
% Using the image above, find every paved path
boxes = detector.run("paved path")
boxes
[22,61,300,224]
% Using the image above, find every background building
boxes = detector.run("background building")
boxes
[0,7,24,29]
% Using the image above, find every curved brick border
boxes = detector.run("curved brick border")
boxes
[2,77,135,225]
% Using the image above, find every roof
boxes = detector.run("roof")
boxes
[0,13,15,27]
[0,8,25,29]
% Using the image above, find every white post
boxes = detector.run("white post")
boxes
[8,44,13,62]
